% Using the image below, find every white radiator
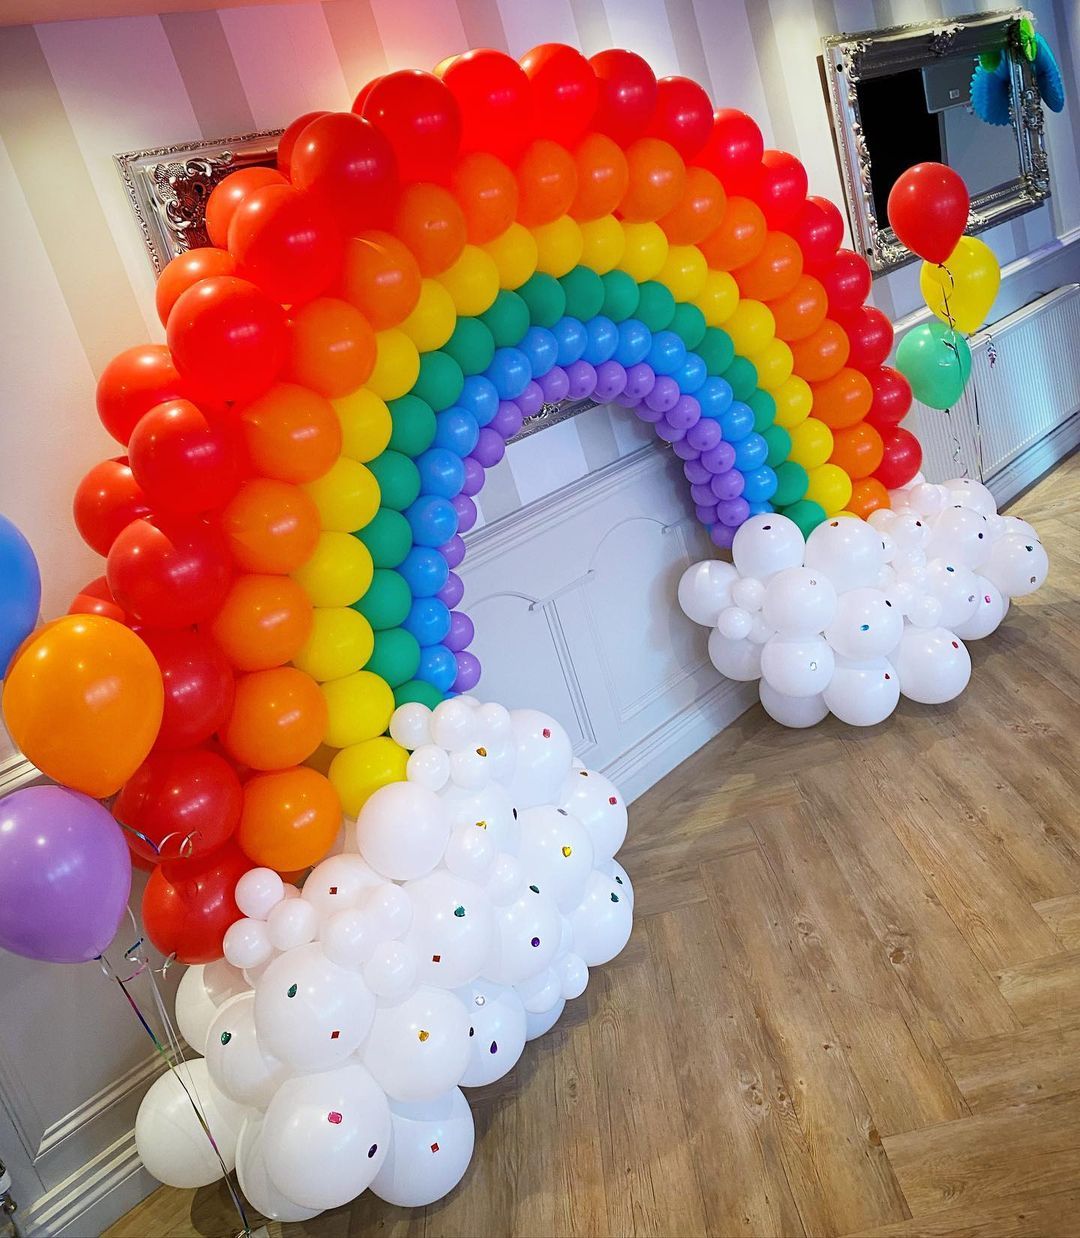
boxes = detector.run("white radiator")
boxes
[907,283,1080,504]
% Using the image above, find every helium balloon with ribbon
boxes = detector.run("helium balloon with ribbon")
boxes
[919,236,1000,334]
[895,321,972,410]
[886,163,969,264]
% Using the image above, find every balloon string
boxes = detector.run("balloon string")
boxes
[935,262,969,478]
[112,815,198,861]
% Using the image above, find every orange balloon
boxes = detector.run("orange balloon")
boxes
[2,615,163,797]
[393,184,468,277]
[451,152,518,244]
[155,248,237,326]
[287,297,375,398]
[848,476,891,519]
[734,232,803,301]
[791,320,850,383]
[210,575,313,672]
[205,167,286,249]
[240,383,342,483]
[769,275,828,342]
[619,138,686,222]
[221,478,321,574]
[658,166,726,244]
[699,196,766,270]
[570,134,629,222]
[219,666,326,771]
[340,232,422,329]
[516,139,577,227]
[812,367,873,430]
[829,420,885,478]
[237,766,341,871]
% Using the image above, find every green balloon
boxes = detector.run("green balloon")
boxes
[669,303,707,350]
[780,499,827,538]
[517,273,566,328]
[353,568,412,631]
[559,267,605,321]
[747,389,777,433]
[480,291,531,348]
[368,451,420,511]
[365,627,421,687]
[762,424,792,468]
[386,394,436,456]
[635,281,676,332]
[356,508,411,569]
[697,327,735,375]
[724,355,758,402]
[895,321,971,410]
[443,318,495,376]
[600,270,640,323]
[394,678,445,709]
[772,460,809,507]
[412,351,464,411]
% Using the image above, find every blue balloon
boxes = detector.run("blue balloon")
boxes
[486,347,532,399]
[697,376,734,420]
[457,375,499,428]
[417,643,458,692]
[520,327,558,378]
[399,546,449,598]
[552,317,587,366]
[583,315,619,365]
[433,407,480,457]
[719,400,754,442]
[673,353,707,394]
[405,496,458,548]
[403,596,452,647]
[734,432,769,471]
[416,447,465,499]
[0,515,40,677]
[746,499,775,516]
[647,330,687,376]
[742,465,778,504]
[614,319,651,367]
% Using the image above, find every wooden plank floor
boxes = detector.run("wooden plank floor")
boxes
[107,454,1080,1238]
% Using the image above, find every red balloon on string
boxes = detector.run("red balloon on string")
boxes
[520,43,598,146]
[887,162,970,264]
[754,150,808,229]
[647,75,713,158]
[791,195,845,272]
[115,747,242,863]
[166,275,287,405]
[277,110,329,178]
[205,166,287,249]
[695,109,764,194]
[289,112,399,231]
[874,425,923,488]
[359,69,462,184]
[107,516,232,629]
[438,50,532,162]
[865,365,913,429]
[142,840,252,963]
[68,576,129,625]
[155,248,238,327]
[95,344,186,446]
[589,49,657,147]
[837,305,893,372]
[140,626,235,750]
[72,457,151,556]
[128,400,245,515]
[819,248,873,313]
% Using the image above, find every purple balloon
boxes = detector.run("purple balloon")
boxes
[689,482,715,506]
[614,392,642,409]
[694,502,718,525]
[593,359,627,401]
[472,426,505,468]
[716,497,751,528]
[461,455,486,497]
[702,441,736,474]
[635,403,664,423]
[439,535,466,570]
[538,365,570,403]
[452,493,477,533]
[684,459,711,485]
[490,400,524,441]
[655,421,686,443]
[644,375,680,413]
[672,438,700,461]
[452,650,481,693]
[624,362,656,400]
[517,380,544,417]
[445,610,475,652]
[686,417,721,452]
[711,468,745,501]
[0,787,132,963]
[437,570,465,608]
[710,522,736,549]
[566,359,598,399]
[667,394,701,430]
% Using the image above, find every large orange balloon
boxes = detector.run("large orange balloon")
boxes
[219,666,327,771]
[791,319,850,383]
[516,139,577,227]
[221,478,320,574]
[699,196,766,270]
[2,615,163,797]
[658,166,725,244]
[393,184,468,276]
[452,152,518,243]
[812,367,873,430]
[204,167,286,249]
[209,575,314,671]
[340,232,422,329]
[287,297,376,398]
[570,134,629,222]
[240,384,342,483]
[237,766,341,871]
[155,248,237,326]
[769,274,828,342]
[848,476,890,519]
[829,420,884,477]
[619,138,686,221]
[734,231,803,301]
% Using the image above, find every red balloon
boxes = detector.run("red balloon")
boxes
[874,425,923,489]
[520,44,598,146]
[438,50,532,162]
[166,275,287,405]
[95,344,186,446]
[128,399,244,516]
[115,747,242,863]
[205,167,287,249]
[140,626,235,750]
[68,576,129,624]
[887,162,970,264]
[277,110,329,178]
[819,248,873,313]
[155,248,238,327]
[647,76,713,159]
[73,457,151,556]
[837,305,893,372]
[142,840,252,963]
[359,70,462,184]
[695,109,764,194]
[865,365,913,429]
[107,516,232,629]
[589,49,657,147]
[289,112,399,231]
[790,195,845,272]
[754,150,808,229]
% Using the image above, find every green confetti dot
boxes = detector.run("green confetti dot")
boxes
[220,1031,232,1045]
[454,904,466,918]
[287,984,298,999]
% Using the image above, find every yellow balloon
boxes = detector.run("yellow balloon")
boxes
[618,221,669,282]
[332,388,391,463]
[321,670,395,749]
[399,278,457,352]
[692,269,738,326]
[805,463,853,514]
[919,236,1001,334]
[368,328,420,401]
[483,223,538,289]
[772,375,813,429]
[532,216,583,277]
[302,457,380,533]
[293,607,374,681]
[787,417,834,469]
[438,244,500,315]
[723,299,775,356]
[579,214,625,274]
[749,338,794,392]
[329,736,408,817]
[658,245,708,302]
[292,532,373,608]
[833,509,858,519]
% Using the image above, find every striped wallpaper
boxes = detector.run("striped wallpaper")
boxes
[1,0,1078,619]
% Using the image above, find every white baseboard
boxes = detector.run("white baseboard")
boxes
[989,408,1080,508]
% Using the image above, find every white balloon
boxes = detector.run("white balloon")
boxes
[824,587,904,659]
[235,1117,322,1223]
[362,882,414,941]
[867,508,899,533]
[430,698,477,751]
[403,870,496,988]
[515,966,562,1013]
[363,940,418,1002]
[525,997,565,1040]
[952,576,1008,640]
[516,805,595,911]
[758,681,828,728]
[135,1059,243,1188]
[717,605,753,640]
[440,782,519,854]
[407,744,451,791]
[301,853,382,918]
[731,575,766,612]
[485,886,562,984]
[281,884,301,900]
[506,710,574,809]
[356,783,449,881]
[206,993,289,1108]
[456,979,527,1086]
[943,477,997,516]
[707,628,763,680]
[475,701,512,744]
[907,594,943,628]
[748,613,775,643]
[234,868,285,920]
[554,951,589,1000]
[485,853,524,906]
[557,768,627,862]
[889,512,931,552]
[443,819,499,882]
[732,514,804,580]
[362,986,471,1102]
[568,869,633,966]
[321,907,377,970]
[677,559,738,625]
[922,558,980,629]
[907,483,947,517]
[892,546,928,581]
[823,657,900,726]
[804,517,883,593]
[925,506,993,569]
[450,746,492,789]
[983,533,1048,597]
[176,961,248,1053]
[999,514,1040,542]
[389,702,433,751]
[265,897,319,951]
[761,566,837,636]
[896,627,971,704]
[370,1090,475,1208]
[760,635,834,697]
[605,859,634,911]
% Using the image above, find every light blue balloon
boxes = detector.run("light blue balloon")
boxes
[0,515,40,677]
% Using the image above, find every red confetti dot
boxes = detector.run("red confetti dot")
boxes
[951,641,959,649]
[542,727,551,738]
[329,885,338,895]
[430,1142,440,1153]
[330,1029,340,1040]
[432,953,442,963]
[328,1111,342,1125]
[608,796,617,805]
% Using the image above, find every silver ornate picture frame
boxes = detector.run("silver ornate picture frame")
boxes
[822,8,1051,273]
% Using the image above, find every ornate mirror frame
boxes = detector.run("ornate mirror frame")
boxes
[822,8,1051,273]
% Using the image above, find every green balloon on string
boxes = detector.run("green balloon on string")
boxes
[635,281,676,332]
[669,303,707,350]
[480,291,530,348]
[559,267,605,321]
[353,569,411,631]
[697,327,735,375]
[762,424,791,467]
[724,355,758,401]
[367,451,420,511]
[895,321,972,410]
[599,270,640,322]
[772,460,809,507]
[517,273,566,327]
[366,627,421,687]
[780,498,827,537]
[412,351,464,411]
[443,318,495,376]
[386,394,436,457]
[356,508,411,569]
[394,678,445,709]
[747,389,776,432]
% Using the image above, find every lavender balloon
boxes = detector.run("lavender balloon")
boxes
[452,651,481,693]
[490,400,524,440]
[695,502,718,525]
[702,441,737,474]
[437,570,465,608]
[710,523,736,549]
[716,497,751,527]
[686,417,721,452]
[711,469,746,501]
[690,482,716,506]
[593,360,627,401]
[672,439,700,461]
[615,392,642,409]
[517,380,544,417]
[667,394,701,430]
[461,455,485,497]
[644,375,680,413]
[635,403,664,423]
[452,494,477,534]
[472,427,505,468]
[538,365,570,403]
[684,459,711,485]
[624,362,656,400]
[655,421,686,443]
[439,535,466,570]
[565,359,598,399]
[445,610,475,653]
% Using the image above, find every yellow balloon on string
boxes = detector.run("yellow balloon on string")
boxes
[919,236,1001,333]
